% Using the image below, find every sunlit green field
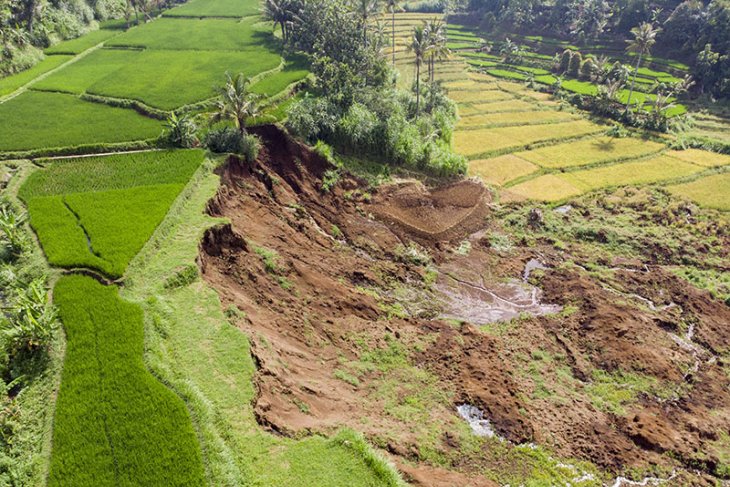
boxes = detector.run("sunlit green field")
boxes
[0,91,163,152]
[106,17,271,51]
[49,275,205,486]
[164,0,260,17]
[21,150,203,277]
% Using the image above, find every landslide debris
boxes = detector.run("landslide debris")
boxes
[200,125,730,486]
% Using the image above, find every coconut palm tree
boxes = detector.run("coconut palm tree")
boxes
[386,0,400,65]
[210,73,260,137]
[262,0,296,43]
[351,0,381,45]
[407,25,427,113]
[423,18,449,83]
[624,22,660,111]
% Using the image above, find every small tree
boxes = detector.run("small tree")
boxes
[625,22,660,111]
[164,113,198,148]
[210,72,260,137]
[407,25,427,114]
[568,51,583,77]
[1,278,58,359]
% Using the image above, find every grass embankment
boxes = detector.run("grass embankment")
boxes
[122,159,407,486]
[20,150,203,278]
[0,91,163,152]
[49,275,205,486]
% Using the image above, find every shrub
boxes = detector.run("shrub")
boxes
[163,265,198,289]
[0,201,27,257]
[205,128,261,162]
[568,51,583,77]
[580,59,597,80]
[1,278,58,360]
[164,113,198,149]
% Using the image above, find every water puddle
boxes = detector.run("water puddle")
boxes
[610,471,676,487]
[437,267,561,324]
[522,258,548,282]
[456,404,498,438]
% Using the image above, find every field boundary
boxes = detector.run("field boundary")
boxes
[0,40,116,104]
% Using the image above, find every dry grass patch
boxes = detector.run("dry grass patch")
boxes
[525,91,554,101]
[666,149,730,167]
[468,72,498,82]
[457,110,578,128]
[454,120,603,157]
[516,136,666,169]
[665,172,730,210]
[507,174,582,201]
[469,154,539,186]
[444,79,495,91]
[470,100,538,112]
[559,155,704,191]
[450,90,513,103]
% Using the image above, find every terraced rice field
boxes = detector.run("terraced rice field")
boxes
[49,275,205,486]
[0,91,164,152]
[20,150,204,277]
[666,172,730,211]
[0,0,306,152]
[388,12,730,209]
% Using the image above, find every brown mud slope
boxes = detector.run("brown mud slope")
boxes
[200,125,730,486]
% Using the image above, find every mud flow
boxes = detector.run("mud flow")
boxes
[200,125,730,486]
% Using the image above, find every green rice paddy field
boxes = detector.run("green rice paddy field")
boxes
[0,0,307,153]
[390,12,730,209]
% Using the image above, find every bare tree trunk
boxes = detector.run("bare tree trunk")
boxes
[26,0,36,35]
[625,52,643,112]
[391,10,395,66]
[415,60,420,114]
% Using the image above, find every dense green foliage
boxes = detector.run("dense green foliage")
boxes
[276,0,466,176]
[0,91,163,152]
[20,150,203,277]
[49,274,204,486]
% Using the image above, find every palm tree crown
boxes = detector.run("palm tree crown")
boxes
[624,22,660,111]
[210,72,260,136]
[407,25,427,113]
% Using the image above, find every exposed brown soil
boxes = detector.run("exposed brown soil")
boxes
[199,125,730,486]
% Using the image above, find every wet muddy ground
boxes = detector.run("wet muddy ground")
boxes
[199,125,730,486]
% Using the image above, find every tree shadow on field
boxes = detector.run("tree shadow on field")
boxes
[592,138,616,152]
[252,30,284,54]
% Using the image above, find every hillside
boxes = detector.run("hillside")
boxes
[0,0,728,486]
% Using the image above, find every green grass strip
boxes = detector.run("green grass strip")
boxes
[49,275,205,486]
[0,55,72,96]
